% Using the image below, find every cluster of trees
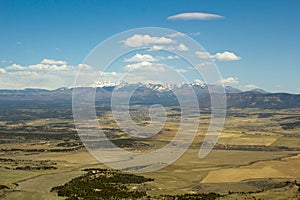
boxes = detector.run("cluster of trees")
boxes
[158,193,221,200]
[15,165,57,170]
[0,127,79,144]
[51,168,154,200]
[0,157,57,171]
[51,168,225,200]
[281,121,300,130]
[0,185,9,190]
[0,146,82,153]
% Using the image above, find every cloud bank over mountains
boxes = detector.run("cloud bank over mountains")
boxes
[0,33,243,90]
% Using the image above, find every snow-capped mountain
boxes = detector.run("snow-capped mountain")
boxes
[89,80,208,92]
[0,82,299,109]
[39,81,241,106]
[91,81,128,88]
[191,79,207,88]
[144,83,173,92]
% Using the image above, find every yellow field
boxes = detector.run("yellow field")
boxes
[0,108,300,199]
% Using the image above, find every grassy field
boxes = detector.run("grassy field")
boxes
[0,107,300,199]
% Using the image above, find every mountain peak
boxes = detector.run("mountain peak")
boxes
[248,88,269,94]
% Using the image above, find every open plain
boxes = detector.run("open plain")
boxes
[0,102,300,199]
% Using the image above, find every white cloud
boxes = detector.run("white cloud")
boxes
[4,59,93,72]
[99,71,120,77]
[168,12,224,20]
[214,51,241,61]
[8,71,38,76]
[4,64,25,70]
[175,69,187,73]
[196,62,214,68]
[221,77,239,84]
[168,32,200,37]
[168,32,186,38]
[149,45,166,51]
[124,53,158,62]
[78,64,93,70]
[123,34,173,47]
[149,44,188,52]
[124,54,180,63]
[0,59,96,89]
[195,51,213,59]
[0,68,7,74]
[244,84,258,89]
[124,61,166,72]
[5,63,74,71]
[195,51,241,62]
[1,60,7,64]
[166,55,180,59]
[177,43,189,51]
[41,58,67,65]
[123,34,188,52]
[188,32,201,36]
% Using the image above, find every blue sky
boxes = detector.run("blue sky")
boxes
[0,0,299,93]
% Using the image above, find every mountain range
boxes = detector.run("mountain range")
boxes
[0,82,299,109]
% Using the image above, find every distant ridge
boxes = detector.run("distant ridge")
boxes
[247,88,269,94]
[0,83,299,109]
